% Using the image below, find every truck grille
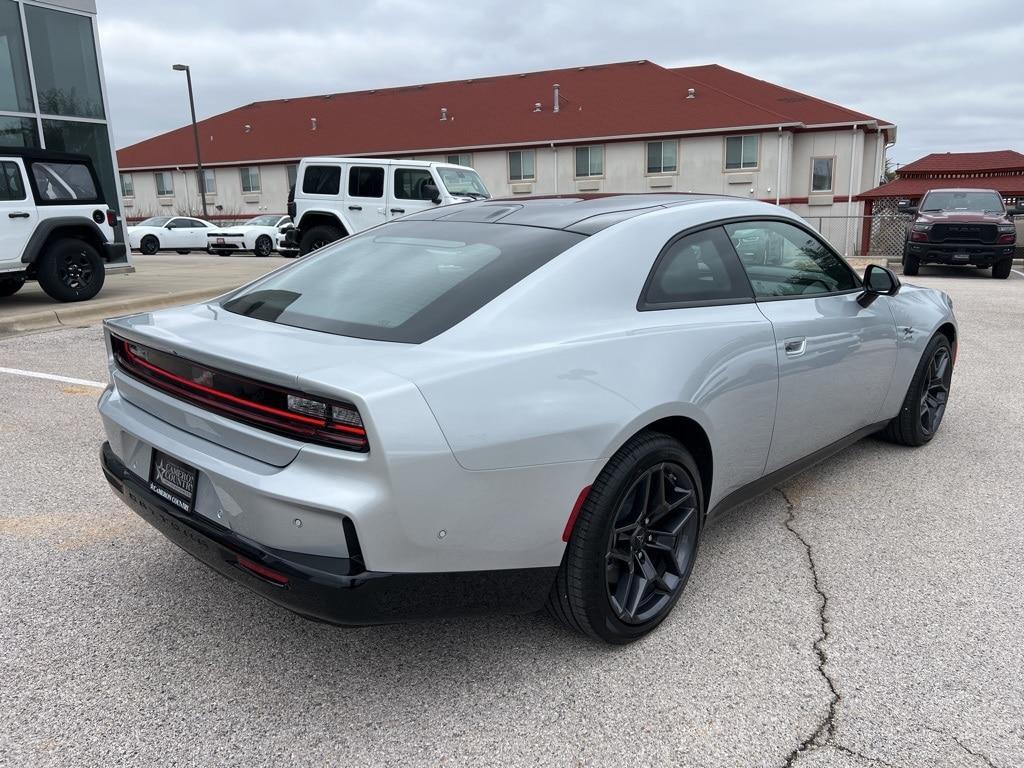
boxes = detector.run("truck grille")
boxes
[930,223,997,244]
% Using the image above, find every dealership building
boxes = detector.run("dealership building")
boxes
[0,0,119,213]
[116,60,895,254]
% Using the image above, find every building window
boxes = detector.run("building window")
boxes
[119,173,134,197]
[446,154,472,167]
[0,2,35,113]
[575,145,604,178]
[725,135,759,170]
[155,171,173,196]
[647,141,678,174]
[41,118,115,203]
[240,166,261,193]
[24,4,105,119]
[0,116,39,148]
[286,164,298,189]
[811,157,834,192]
[508,150,535,181]
[201,168,216,195]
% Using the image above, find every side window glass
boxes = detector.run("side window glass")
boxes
[394,168,436,200]
[347,166,384,198]
[725,220,858,298]
[0,161,26,201]
[643,226,752,307]
[301,165,341,195]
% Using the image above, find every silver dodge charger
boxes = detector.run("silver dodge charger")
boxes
[98,195,956,643]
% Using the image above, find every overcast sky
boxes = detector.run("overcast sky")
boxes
[97,0,1023,166]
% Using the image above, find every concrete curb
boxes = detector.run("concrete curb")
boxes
[0,284,238,336]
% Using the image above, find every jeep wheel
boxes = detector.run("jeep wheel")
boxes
[992,259,1012,279]
[299,225,342,256]
[254,235,273,257]
[175,249,191,255]
[0,276,25,297]
[902,248,920,277]
[36,238,105,302]
[140,235,159,255]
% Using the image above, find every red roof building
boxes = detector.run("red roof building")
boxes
[860,150,1024,200]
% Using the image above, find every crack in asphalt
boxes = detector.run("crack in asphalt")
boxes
[923,725,1004,768]
[777,488,899,768]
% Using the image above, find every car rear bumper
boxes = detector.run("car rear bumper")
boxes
[100,441,556,625]
[906,241,1014,266]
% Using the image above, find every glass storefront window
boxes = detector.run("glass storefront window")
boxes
[25,4,105,119]
[0,115,38,147]
[42,118,115,208]
[0,0,34,113]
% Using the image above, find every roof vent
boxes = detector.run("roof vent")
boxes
[553,83,560,113]
[310,117,317,131]
[440,107,448,121]
[533,102,542,113]
[686,88,696,99]
[243,124,252,133]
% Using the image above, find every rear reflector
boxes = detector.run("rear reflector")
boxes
[561,485,592,542]
[110,335,368,451]
[236,555,289,585]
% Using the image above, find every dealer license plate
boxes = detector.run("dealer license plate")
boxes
[149,450,198,512]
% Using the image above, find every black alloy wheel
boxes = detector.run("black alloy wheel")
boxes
[605,461,699,625]
[919,345,951,438]
[36,237,105,302]
[880,333,953,447]
[547,432,703,643]
[140,235,159,255]
[254,235,273,257]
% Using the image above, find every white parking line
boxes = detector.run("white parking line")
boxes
[0,366,106,389]
[1013,269,1024,279]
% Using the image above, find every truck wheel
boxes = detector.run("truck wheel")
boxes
[902,249,920,277]
[299,225,342,256]
[175,249,191,255]
[992,259,1012,279]
[36,238,105,302]
[140,235,159,255]
[0,276,25,297]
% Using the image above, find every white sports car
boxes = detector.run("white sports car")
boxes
[207,214,292,257]
[127,216,217,254]
[99,195,956,643]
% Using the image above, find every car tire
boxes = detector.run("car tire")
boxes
[36,237,105,302]
[254,235,273,257]
[902,247,920,277]
[215,250,231,257]
[140,235,159,255]
[299,225,342,256]
[175,249,191,255]
[547,431,703,644]
[992,259,1012,279]
[0,276,25,297]
[879,333,953,447]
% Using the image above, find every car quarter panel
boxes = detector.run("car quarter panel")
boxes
[413,202,784,510]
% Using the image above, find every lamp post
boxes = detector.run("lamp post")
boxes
[172,64,208,218]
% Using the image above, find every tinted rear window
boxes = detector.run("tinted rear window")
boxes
[30,161,98,201]
[301,165,341,195]
[222,221,584,343]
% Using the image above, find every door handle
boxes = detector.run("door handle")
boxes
[784,337,807,357]
[8,212,30,219]
[390,208,405,214]
[348,205,362,211]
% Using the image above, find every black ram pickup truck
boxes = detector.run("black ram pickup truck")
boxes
[900,188,1022,279]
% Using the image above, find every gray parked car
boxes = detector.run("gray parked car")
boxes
[98,195,957,643]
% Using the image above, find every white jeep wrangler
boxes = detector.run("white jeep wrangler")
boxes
[0,148,128,302]
[284,157,490,255]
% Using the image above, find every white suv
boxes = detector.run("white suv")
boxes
[0,148,128,302]
[285,157,490,255]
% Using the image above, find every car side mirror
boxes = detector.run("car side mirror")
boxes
[429,189,441,204]
[858,264,901,307]
[897,199,917,216]
[1010,206,1024,217]
[165,223,175,229]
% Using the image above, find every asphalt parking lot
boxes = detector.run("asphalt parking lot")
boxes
[1,267,1022,767]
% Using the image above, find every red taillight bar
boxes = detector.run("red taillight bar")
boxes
[111,335,368,451]
[236,555,289,585]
